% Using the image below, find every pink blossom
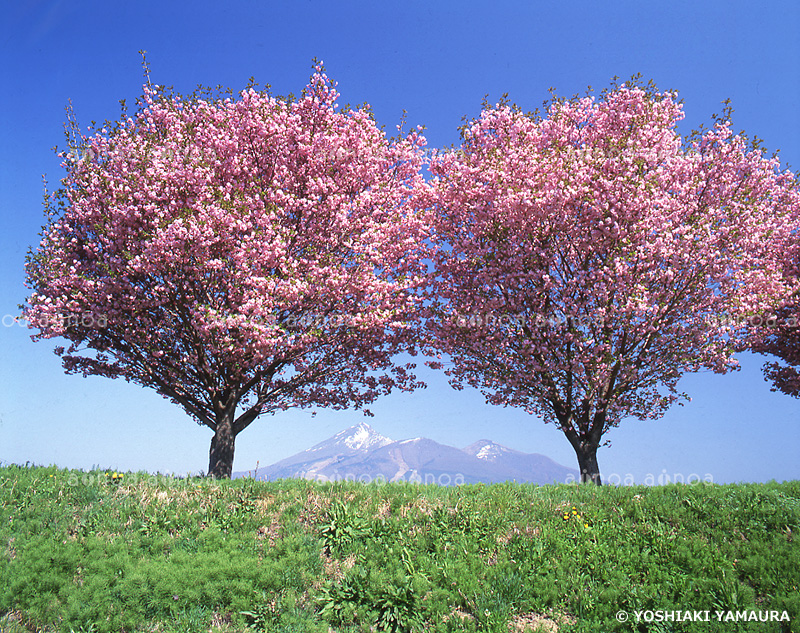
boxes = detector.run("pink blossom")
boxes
[425,83,800,484]
[24,68,430,478]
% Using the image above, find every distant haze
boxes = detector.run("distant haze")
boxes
[233,422,579,485]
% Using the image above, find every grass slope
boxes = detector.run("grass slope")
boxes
[0,465,798,632]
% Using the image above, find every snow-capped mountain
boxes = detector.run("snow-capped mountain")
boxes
[464,439,512,462]
[312,421,393,453]
[242,422,392,482]
[463,439,578,484]
[234,424,578,485]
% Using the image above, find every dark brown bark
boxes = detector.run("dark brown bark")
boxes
[572,442,602,485]
[208,409,236,479]
[560,418,603,485]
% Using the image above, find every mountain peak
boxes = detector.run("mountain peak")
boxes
[234,425,579,485]
[328,422,393,451]
[463,439,513,462]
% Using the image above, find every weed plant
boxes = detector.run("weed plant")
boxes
[0,465,798,632]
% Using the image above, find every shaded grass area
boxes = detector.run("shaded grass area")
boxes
[0,465,798,632]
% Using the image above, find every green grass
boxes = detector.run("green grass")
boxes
[1,464,798,632]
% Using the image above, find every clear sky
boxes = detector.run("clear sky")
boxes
[1,0,798,484]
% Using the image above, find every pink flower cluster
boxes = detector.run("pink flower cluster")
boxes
[26,69,429,439]
[424,86,799,444]
[24,73,800,479]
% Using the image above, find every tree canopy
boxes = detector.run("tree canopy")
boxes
[424,81,800,483]
[24,68,429,478]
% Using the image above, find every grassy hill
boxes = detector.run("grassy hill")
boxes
[1,465,798,632]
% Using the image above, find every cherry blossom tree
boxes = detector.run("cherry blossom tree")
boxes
[24,67,429,478]
[425,81,799,484]
[751,236,800,397]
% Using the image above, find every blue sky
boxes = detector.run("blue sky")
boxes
[1,0,798,483]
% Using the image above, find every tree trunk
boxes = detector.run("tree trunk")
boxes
[208,410,236,479]
[558,411,604,485]
[570,441,602,485]
[561,424,602,486]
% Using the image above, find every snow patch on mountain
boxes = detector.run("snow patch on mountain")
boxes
[312,422,393,453]
[234,423,579,485]
[342,422,393,450]
[473,441,510,462]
